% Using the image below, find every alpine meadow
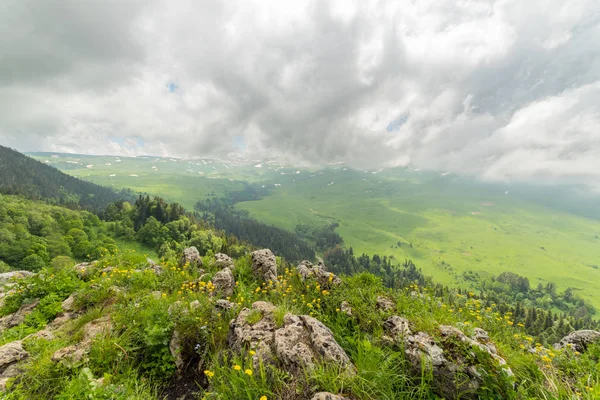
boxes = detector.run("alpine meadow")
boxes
[2,0,600,398]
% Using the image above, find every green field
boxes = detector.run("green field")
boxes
[31,153,600,309]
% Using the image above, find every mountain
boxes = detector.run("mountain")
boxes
[0,145,131,213]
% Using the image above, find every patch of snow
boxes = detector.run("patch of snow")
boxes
[67,161,78,164]
[115,159,122,162]
[105,163,111,166]
[342,168,347,171]
[86,164,94,169]
[51,155,58,158]
[328,181,334,186]
[441,172,450,176]
[274,184,282,187]
[129,174,138,177]
[109,174,116,177]
[254,164,263,168]
[295,170,300,174]
[197,172,204,175]
[186,169,194,172]
[505,191,509,195]
[261,185,265,188]
[44,160,50,163]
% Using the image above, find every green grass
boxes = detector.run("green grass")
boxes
[32,153,600,310]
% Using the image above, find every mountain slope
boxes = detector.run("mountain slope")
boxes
[0,146,130,213]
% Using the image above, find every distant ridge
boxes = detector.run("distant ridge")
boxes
[0,145,131,213]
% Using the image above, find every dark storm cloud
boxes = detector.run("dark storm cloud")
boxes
[0,0,599,185]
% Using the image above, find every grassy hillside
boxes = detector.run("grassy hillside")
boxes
[0,146,130,213]
[30,153,600,310]
[1,246,599,399]
[236,169,600,310]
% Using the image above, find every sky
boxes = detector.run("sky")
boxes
[1,0,599,186]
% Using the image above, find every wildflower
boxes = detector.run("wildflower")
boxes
[244,369,253,376]
[249,350,256,356]
[260,397,268,400]
[162,293,166,297]
[204,370,214,378]
[233,365,241,371]
[336,308,340,312]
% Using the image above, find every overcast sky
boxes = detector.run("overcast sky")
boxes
[1,0,599,185]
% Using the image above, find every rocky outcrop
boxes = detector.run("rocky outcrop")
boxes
[297,259,341,287]
[0,300,39,331]
[228,301,277,354]
[61,294,77,312]
[228,301,354,376]
[383,317,512,399]
[214,253,234,270]
[275,314,353,373]
[0,340,29,390]
[212,267,234,297]
[251,249,277,282]
[179,247,203,269]
[376,296,395,311]
[51,316,112,365]
[554,330,600,353]
[311,393,349,400]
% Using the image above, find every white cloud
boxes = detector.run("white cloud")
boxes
[0,0,599,186]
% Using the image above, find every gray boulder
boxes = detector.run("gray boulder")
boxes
[297,260,341,287]
[227,301,277,354]
[214,253,234,270]
[0,340,29,390]
[274,314,353,373]
[73,262,95,279]
[0,271,34,284]
[251,249,277,282]
[554,330,600,353]
[383,315,411,342]
[376,296,395,311]
[311,393,349,400]
[179,247,203,269]
[0,300,39,331]
[169,330,184,372]
[215,299,235,311]
[212,267,234,297]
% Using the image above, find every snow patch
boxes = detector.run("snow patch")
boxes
[254,164,263,168]
[129,174,138,177]
[86,164,94,169]
[109,174,116,177]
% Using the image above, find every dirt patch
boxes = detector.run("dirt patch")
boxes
[162,369,205,400]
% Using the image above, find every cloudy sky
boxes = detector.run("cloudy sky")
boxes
[1,0,599,185]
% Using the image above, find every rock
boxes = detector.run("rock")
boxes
[0,341,28,372]
[190,300,201,310]
[51,316,112,365]
[214,253,234,270]
[0,300,39,330]
[376,296,395,311]
[402,325,512,399]
[179,247,203,269]
[383,316,411,341]
[215,299,235,311]
[311,393,349,400]
[146,259,164,275]
[212,267,234,297]
[228,304,354,375]
[0,340,29,389]
[554,330,600,353]
[473,327,497,354]
[48,312,78,329]
[61,294,77,312]
[340,301,352,316]
[73,262,95,278]
[27,329,55,341]
[100,266,114,274]
[274,314,353,373]
[297,260,342,287]
[169,330,184,371]
[0,271,34,284]
[251,249,277,282]
[227,301,277,354]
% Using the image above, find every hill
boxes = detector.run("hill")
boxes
[29,152,600,311]
[0,242,599,398]
[0,146,131,213]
